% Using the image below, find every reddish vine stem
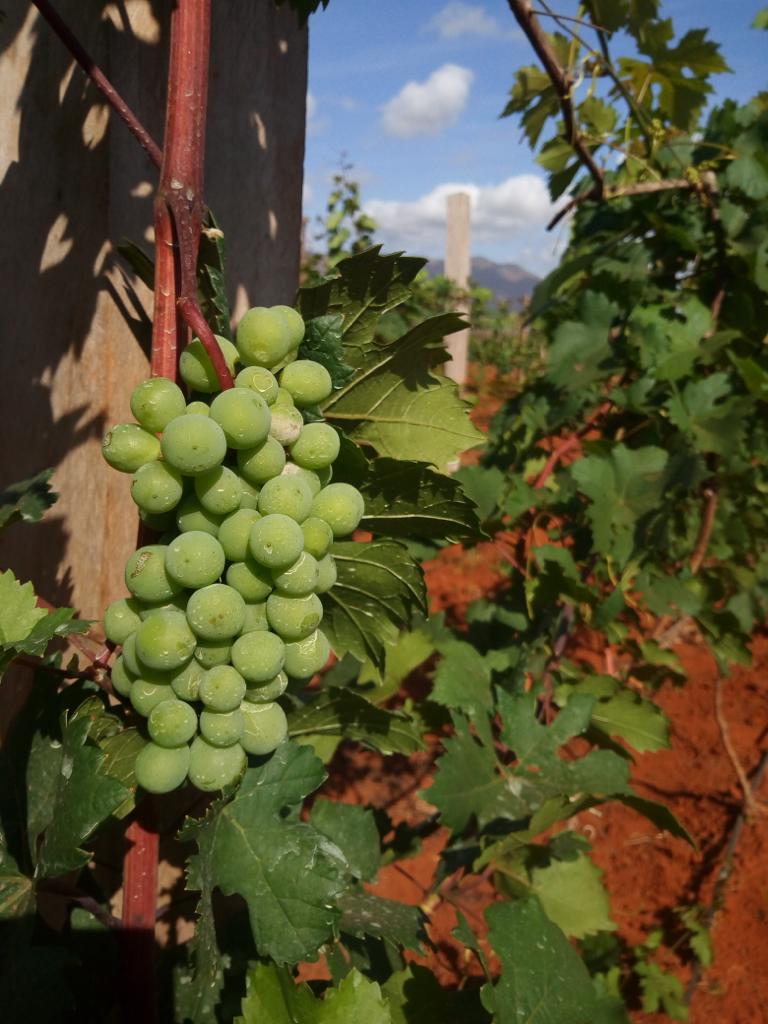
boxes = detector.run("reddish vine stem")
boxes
[31,0,162,169]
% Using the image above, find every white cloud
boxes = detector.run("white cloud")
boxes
[428,2,499,39]
[365,175,560,253]
[381,64,473,139]
[306,91,317,121]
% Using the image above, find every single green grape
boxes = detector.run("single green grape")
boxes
[130,679,175,717]
[135,742,190,794]
[210,388,271,449]
[130,460,184,515]
[243,669,288,703]
[311,483,365,538]
[186,400,210,416]
[188,736,246,792]
[266,592,323,642]
[240,601,269,635]
[270,347,299,374]
[230,629,285,683]
[280,359,333,407]
[194,465,242,515]
[102,423,161,473]
[135,609,196,672]
[273,305,306,349]
[148,699,198,747]
[301,516,334,559]
[130,378,186,433]
[240,701,287,756]
[199,664,247,712]
[235,366,279,405]
[218,508,262,561]
[273,387,295,408]
[111,655,136,697]
[238,479,261,509]
[161,414,227,476]
[281,462,322,496]
[226,559,273,602]
[194,639,232,669]
[268,405,303,445]
[236,307,293,368]
[249,513,304,570]
[169,658,206,701]
[283,629,331,679]
[179,335,239,394]
[139,508,177,533]
[272,551,319,596]
[290,423,340,471]
[175,494,223,537]
[165,531,226,589]
[315,553,337,594]
[257,475,313,523]
[199,708,244,747]
[237,437,286,485]
[137,593,188,620]
[125,545,182,602]
[104,597,143,645]
[186,583,246,640]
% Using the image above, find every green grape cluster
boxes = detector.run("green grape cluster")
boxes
[101,305,364,794]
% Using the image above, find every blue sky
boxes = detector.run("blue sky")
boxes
[304,1,766,274]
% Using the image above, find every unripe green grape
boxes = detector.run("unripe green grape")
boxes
[199,664,246,712]
[249,513,304,570]
[238,480,261,509]
[139,508,177,533]
[130,680,175,717]
[148,699,198,747]
[130,460,184,515]
[315,553,337,594]
[194,640,232,669]
[301,516,334,559]
[281,462,322,496]
[236,307,293,368]
[161,414,227,476]
[257,475,313,523]
[130,378,186,433]
[240,602,269,635]
[235,366,279,404]
[137,593,188,620]
[165,531,226,589]
[311,483,365,538]
[272,551,319,596]
[179,335,238,394]
[290,423,340,471]
[240,701,287,756]
[226,559,273,602]
[280,359,333,407]
[169,658,205,701]
[230,630,285,683]
[283,629,331,679]
[104,597,143,646]
[269,405,303,446]
[111,655,136,697]
[186,583,246,641]
[210,388,271,450]
[273,387,295,408]
[135,609,196,672]
[273,305,306,349]
[176,494,223,537]
[237,437,286,486]
[194,465,242,515]
[200,708,244,747]
[102,423,161,473]
[125,545,182,603]
[135,742,190,794]
[271,347,299,374]
[266,592,323,642]
[186,400,210,416]
[121,632,141,675]
[243,670,288,703]
[218,508,262,561]
[188,736,246,792]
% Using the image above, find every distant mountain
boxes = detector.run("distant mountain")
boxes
[427,256,539,306]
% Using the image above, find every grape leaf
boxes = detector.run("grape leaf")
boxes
[530,854,616,939]
[300,314,355,389]
[236,963,391,1024]
[181,742,348,964]
[0,570,46,645]
[322,539,426,669]
[198,211,232,341]
[666,373,752,454]
[311,800,381,882]
[289,688,424,756]
[546,291,619,391]
[338,889,427,952]
[430,639,494,723]
[117,237,155,289]
[0,469,57,529]
[8,605,90,661]
[382,964,488,1024]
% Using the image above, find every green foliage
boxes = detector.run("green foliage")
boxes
[0,468,57,528]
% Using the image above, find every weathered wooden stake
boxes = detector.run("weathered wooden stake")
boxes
[443,191,471,386]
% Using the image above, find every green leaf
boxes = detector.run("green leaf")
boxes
[753,9,768,29]
[666,373,751,454]
[181,742,348,964]
[546,291,619,391]
[431,639,493,723]
[338,889,427,952]
[8,605,90,662]
[321,539,426,669]
[483,897,599,1024]
[530,854,616,939]
[453,464,507,520]
[289,688,424,756]
[300,314,355,389]
[236,963,392,1024]
[635,959,687,1020]
[360,458,482,541]
[591,688,670,752]
[311,800,381,881]
[0,469,57,530]
[198,212,232,340]
[117,237,155,289]
[0,570,46,645]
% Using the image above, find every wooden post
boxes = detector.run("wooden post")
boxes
[443,191,471,386]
